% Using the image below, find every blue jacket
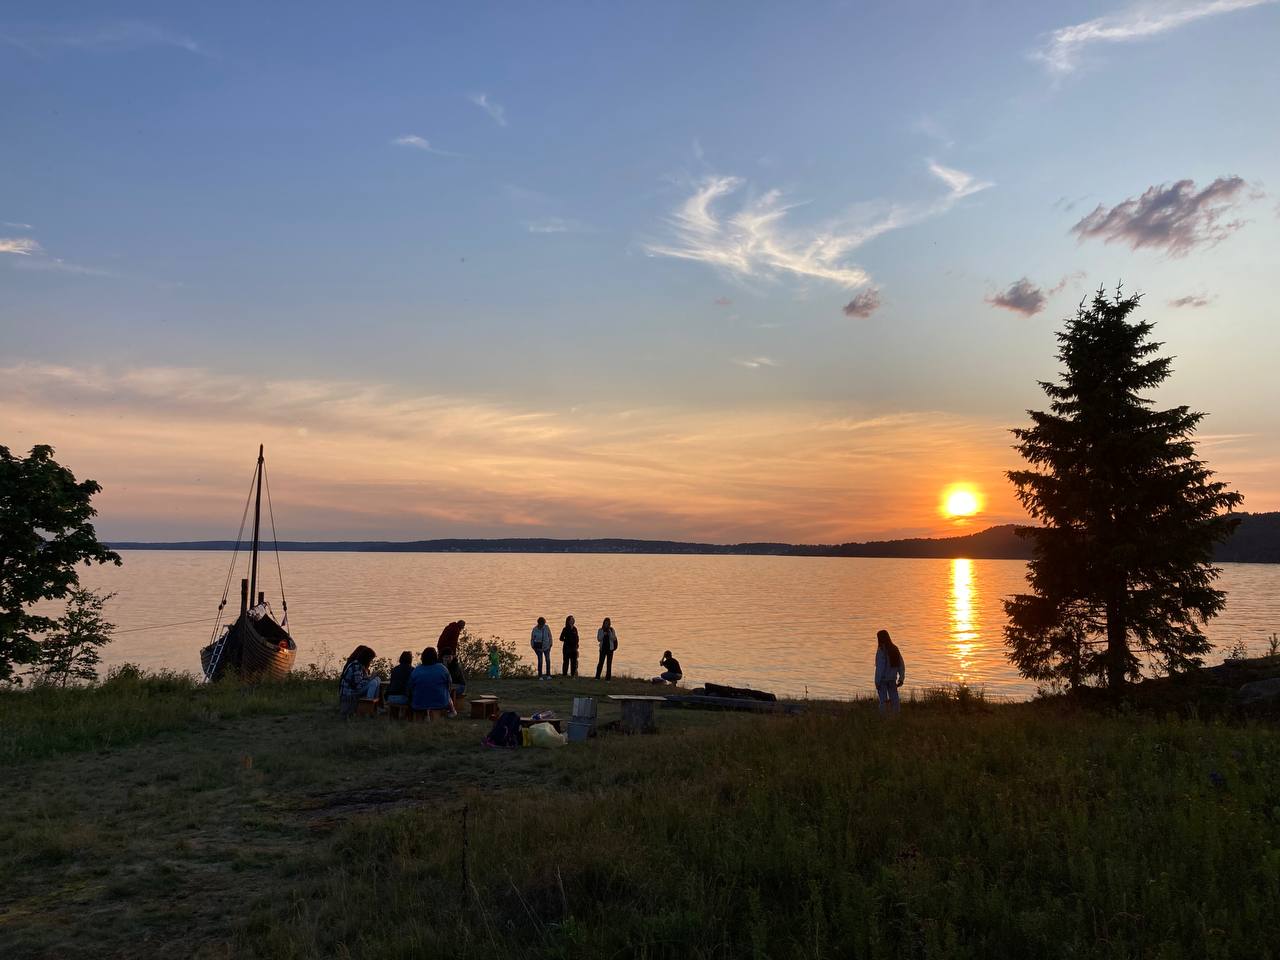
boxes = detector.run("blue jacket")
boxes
[875,648,905,686]
[409,662,452,711]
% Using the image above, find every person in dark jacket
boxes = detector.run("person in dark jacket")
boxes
[386,651,413,706]
[437,619,466,660]
[560,615,580,677]
[444,652,466,708]
[595,617,618,680]
[652,650,682,685]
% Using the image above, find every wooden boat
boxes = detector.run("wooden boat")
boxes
[200,445,297,682]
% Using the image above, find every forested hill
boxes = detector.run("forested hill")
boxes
[109,512,1280,563]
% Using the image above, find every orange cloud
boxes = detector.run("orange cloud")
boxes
[0,361,1048,543]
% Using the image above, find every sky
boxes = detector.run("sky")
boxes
[2,0,1279,543]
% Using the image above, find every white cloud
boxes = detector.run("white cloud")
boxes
[0,237,42,255]
[1035,0,1276,76]
[525,217,593,234]
[468,92,507,127]
[646,162,991,290]
[0,21,203,55]
[391,135,460,157]
[3,221,33,230]
[733,357,778,369]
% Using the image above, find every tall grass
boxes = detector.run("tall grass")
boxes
[0,666,335,764]
[240,704,1280,959]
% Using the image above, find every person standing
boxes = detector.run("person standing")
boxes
[560,615,580,677]
[595,617,618,680]
[874,629,906,715]
[437,619,466,661]
[531,616,553,679]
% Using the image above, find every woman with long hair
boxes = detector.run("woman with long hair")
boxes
[338,644,379,717]
[595,617,618,680]
[874,629,905,715]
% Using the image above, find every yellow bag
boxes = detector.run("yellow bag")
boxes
[528,722,566,748]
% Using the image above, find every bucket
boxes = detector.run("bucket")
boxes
[567,719,593,743]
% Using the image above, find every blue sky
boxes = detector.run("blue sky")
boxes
[2,1,1278,541]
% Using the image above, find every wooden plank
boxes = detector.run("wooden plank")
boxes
[606,694,667,702]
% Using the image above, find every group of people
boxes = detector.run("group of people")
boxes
[337,616,907,717]
[337,618,472,718]
[529,615,620,679]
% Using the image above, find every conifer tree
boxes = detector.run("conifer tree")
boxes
[1004,288,1242,691]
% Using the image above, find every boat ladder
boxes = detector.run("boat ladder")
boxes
[205,628,230,681]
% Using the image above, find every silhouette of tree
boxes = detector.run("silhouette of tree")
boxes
[1004,288,1242,691]
[0,445,121,684]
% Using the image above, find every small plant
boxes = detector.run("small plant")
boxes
[456,629,534,679]
[32,589,116,687]
[1224,638,1249,662]
[368,656,393,681]
[1268,633,1279,658]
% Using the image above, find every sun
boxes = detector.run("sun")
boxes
[941,484,982,519]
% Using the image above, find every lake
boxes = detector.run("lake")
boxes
[77,552,1280,700]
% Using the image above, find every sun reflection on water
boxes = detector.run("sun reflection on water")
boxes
[950,558,978,681]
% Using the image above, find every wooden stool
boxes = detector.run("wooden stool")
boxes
[355,698,379,718]
[387,702,411,721]
[470,697,500,720]
[412,708,451,722]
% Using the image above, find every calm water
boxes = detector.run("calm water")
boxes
[77,552,1280,700]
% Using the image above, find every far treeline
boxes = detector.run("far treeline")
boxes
[110,510,1280,563]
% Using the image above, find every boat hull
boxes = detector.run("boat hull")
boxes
[201,612,296,682]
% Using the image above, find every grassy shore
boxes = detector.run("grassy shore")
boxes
[2,670,1279,959]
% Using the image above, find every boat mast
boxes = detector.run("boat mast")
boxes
[248,444,264,611]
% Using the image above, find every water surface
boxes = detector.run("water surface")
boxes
[79,552,1280,700]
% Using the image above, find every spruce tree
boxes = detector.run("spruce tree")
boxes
[1004,288,1242,691]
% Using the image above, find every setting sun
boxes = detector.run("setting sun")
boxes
[941,484,982,519]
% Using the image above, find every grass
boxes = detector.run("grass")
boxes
[2,671,1278,959]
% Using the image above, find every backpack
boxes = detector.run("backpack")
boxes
[485,711,522,748]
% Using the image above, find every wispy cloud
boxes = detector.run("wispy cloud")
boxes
[0,237,42,256]
[391,135,460,157]
[842,288,882,319]
[1,232,115,277]
[3,221,33,230]
[733,357,778,369]
[1169,293,1215,308]
[714,296,733,306]
[986,278,1049,316]
[0,361,1027,543]
[524,217,593,234]
[0,20,203,56]
[1070,176,1251,256]
[1035,0,1277,76]
[468,92,507,127]
[646,162,992,291]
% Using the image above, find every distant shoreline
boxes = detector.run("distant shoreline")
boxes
[108,513,1280,563]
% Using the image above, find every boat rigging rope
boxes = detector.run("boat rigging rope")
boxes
[207,462,259,648]
[263,461,289,630]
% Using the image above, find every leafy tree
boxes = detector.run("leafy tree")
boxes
[33,588,116,686]
[1004,289,1242,692]
[456,629,535,679]
[0,445,121,684]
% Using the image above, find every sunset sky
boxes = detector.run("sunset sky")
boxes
[3,1,1278,543]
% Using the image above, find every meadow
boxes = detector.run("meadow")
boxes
[2,669,1278,959]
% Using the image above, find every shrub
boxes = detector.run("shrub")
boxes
[456,629,534,679]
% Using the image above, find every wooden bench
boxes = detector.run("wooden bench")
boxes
[354,697,380,718]
[607,695,667,734]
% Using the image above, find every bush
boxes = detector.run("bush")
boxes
[456,629,534,679]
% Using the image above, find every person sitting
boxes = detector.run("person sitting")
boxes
[386,651,413,707]
[338,645,380,717]
[409,646,456,719]
[652,650,683,685]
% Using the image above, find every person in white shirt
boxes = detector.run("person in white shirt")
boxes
[874,629,906,715]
